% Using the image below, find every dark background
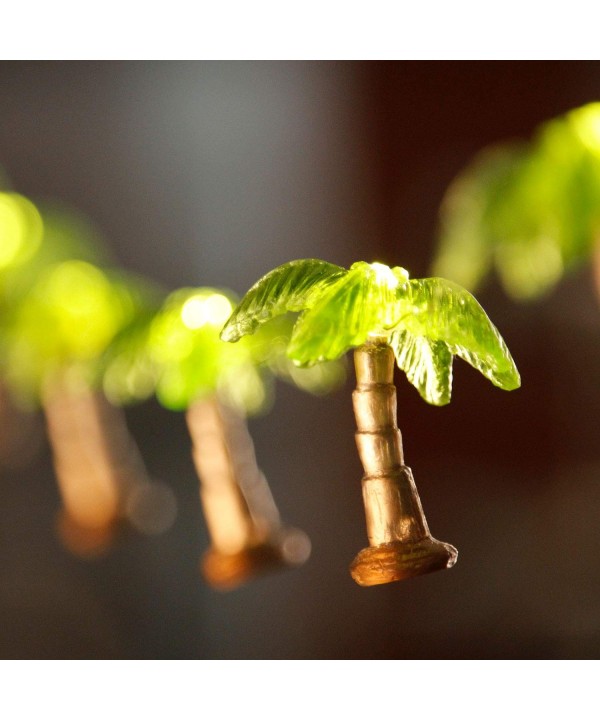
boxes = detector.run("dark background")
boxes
[1,61,599,659]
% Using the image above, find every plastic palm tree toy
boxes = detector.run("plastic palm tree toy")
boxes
[105,286,334,590]
[4,249,168,557]
[433,103,600,302]
[221,259,521,587]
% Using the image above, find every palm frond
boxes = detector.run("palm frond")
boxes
[397,277,520,392]
[220,259,346,342]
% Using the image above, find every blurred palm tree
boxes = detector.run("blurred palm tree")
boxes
[433,103,600,302]
[0,189,174,556]
[104,286,344,589]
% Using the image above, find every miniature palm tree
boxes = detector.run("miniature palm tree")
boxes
[4,251,169,557]
[221,259,521,586]
[0,194,179,553]
[104,287,337,589]
[433,102,600,301]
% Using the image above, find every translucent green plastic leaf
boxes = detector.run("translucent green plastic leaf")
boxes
[222,257,519,403]
[220,259,346,342]
[389,329,453,406]
[399,278,520,391]
[288,261,409,366]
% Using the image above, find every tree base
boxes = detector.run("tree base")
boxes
[349,536,458,587]
[56,510,120,559]
[201,527,311,591]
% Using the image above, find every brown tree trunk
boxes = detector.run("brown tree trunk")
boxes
[43,376,174,557]
[349,340,457,586]
[186,396,310,590]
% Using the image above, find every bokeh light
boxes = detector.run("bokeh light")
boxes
[0,192,43,271]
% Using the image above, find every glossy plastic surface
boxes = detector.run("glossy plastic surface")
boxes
[221,258,346,342]
[224,259,520,405]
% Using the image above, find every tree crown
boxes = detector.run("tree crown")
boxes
[221,259,520,406]
[104,286,345,415]
[5,259,155,405]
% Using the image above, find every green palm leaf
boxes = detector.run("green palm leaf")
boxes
[222,259,519,404]
[220,259,346,342]
[389,330,453,406]
[399,277,520,391]
[288,262,409,366]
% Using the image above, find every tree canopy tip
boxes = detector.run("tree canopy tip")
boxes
[505,375,522,391]
[219,318,253,343]
[219,325,239,343]
[487,366,521,392]
[426,395,452,407]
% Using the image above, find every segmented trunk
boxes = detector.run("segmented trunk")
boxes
[350,340,457,586]
[352,341,429,545]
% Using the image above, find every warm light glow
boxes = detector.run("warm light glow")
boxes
[205,293,234,324]
[371,261,401,289]
[0,192,43,270]
[181,296,209,329]
[181,292,232,329]
[570,103,600,155]
[393,266,410,285]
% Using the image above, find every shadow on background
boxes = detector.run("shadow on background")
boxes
[1,60,600,658]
